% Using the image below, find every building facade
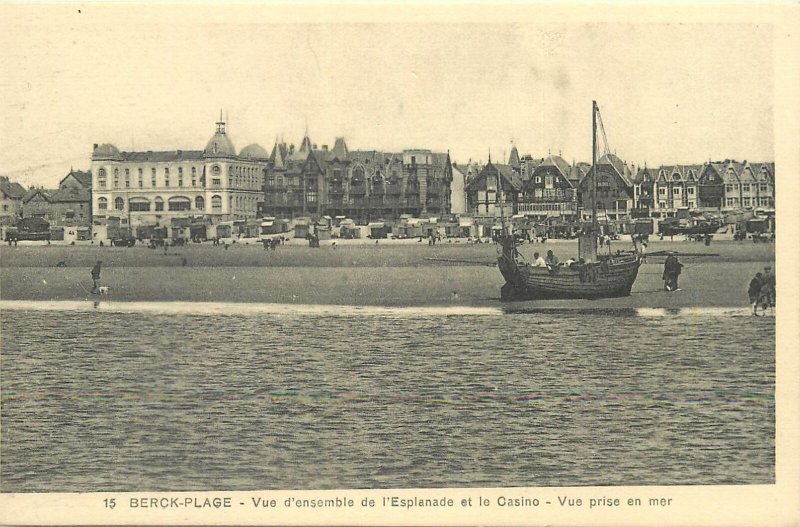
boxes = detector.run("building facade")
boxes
[261,135,453,222]
[632,160,775,220]
[91,119,267,237]
[0,176,26,226]
[578,153,635,229]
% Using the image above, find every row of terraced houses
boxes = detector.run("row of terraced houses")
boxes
[461,145,775,233]
[1,119,775,238]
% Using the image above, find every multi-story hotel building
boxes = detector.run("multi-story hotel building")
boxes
[260,135,453,222]
[91,119,267,237]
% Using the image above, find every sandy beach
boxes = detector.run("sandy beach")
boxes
[0,239,775,309]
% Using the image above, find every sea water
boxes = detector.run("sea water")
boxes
[0,302,774,491]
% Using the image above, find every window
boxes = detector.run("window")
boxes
[154,197,164,211]
[267,176,275,186]
[164,168,170,187]
[759,183,768,192]
[658,201,666,209]
[277,176,283,187]
[151,168,157,187]
[168,198,190,211]
[195,196,205,210]
[687,187,695,195]
[212,178,221,187]
[124,169,130,188]
[211,195,222,209]
[98,197,108,210]
[743,197,751,207]
[726,198,735,207]
[138,168,143,188]
[742,184,750,192]
[306,191,317,204]
[98,168,107,188]
[673,187,681,195]
[113,168,119,188]
[725,184,734,193]
[191,167,197,186]
[129,200,150,212]
[545,175,553,188]
[178,167,183,187]
[535,176,542,184]
[659,187,666,195]
[114,197,124,210]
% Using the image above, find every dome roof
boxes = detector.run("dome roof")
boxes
[239,143,269,160]
[204,131,236,157]
[92,143,123,161]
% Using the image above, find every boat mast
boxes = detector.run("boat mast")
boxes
[592,100,598,237]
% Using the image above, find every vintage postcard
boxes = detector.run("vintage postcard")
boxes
[0,2,798,526]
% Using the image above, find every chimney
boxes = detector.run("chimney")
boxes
[313,144,318,149]
[322,145,328,151]
[93,144,98,150]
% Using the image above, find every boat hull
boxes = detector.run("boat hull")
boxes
[498,252,641,300]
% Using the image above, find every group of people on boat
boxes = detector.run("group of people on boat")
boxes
[748,266,776,315]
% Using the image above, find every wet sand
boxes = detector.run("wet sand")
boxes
[0,240,775,309]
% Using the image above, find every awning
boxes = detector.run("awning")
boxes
[335,216,347,220]
[261,221,275,227]
[459,219,474,227]
[368,222,385,228]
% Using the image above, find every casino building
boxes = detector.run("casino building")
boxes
[90,118,268,239]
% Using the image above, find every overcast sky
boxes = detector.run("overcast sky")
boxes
[0,5,776,187]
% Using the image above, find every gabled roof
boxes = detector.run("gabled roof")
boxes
[634,167,657,184]
[467,162,523,191]
[579,154,633,189]
[22,188,53,204]
[270,142,288,169]
[0,178,27,199]
[533,155,571,179]
[61,169,92,188]
[330,137,349,161]
[49,187,91,202]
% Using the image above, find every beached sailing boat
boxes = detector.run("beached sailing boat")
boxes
[497,101,641,300]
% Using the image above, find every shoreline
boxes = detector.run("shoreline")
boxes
[0,261,775,310]
[0,240,775,310]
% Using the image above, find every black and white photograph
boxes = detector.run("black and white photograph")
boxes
[1,3,798,526]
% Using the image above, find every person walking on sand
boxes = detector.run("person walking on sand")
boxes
[662,253,683,292]
[90,260,102,293]
[748,272,763,315]
[640,242,648,264]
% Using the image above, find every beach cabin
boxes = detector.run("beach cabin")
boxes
[367,221,389,239]
[293,218,311,239]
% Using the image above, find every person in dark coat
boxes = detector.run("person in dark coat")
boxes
[748,272,763,315]
[760,266,776,309]
[90,261,102,292]
[662,254,683,292]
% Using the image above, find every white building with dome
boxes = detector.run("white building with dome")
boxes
[90,119,268,239]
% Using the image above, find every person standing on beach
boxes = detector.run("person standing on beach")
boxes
[748,272,763,315]
[90,260,102,293]
[761,266,776,309]
[662,254,683,291]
